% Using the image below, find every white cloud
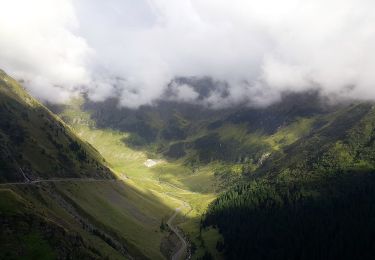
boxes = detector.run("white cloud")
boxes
[0,0,92,103]
[1,0,375,107]
[167,82,199,103]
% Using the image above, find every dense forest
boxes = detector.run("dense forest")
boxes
[204,103,375,259]
[204,171,375,259]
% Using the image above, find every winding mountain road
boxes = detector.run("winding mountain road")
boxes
[0,177,134,259]
[1,177,191,259]
[167,202,190,260]
[0,177,114,186]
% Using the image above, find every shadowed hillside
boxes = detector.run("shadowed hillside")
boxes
[0,70,113,182]
[53,91,375,260]
[204,102,375,259]
[0,71,188,259]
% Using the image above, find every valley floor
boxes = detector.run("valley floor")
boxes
[69,125,224,259]
[0,175,220,259]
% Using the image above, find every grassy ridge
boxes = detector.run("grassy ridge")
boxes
[54,98,225,258]
[0,79,349,259]
[204,103,375,259]
[0,70,158,258]
[0,186,122,259]
[0,70,113,182]
[0,72,351,260]
[78,93,328,167]
[55,180,178,259]
[51,94,331,259]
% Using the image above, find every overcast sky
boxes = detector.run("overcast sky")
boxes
[0,0,374,108]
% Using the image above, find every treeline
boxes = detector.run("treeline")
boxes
[204,170,375,259]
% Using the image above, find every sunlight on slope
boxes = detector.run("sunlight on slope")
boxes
[58,98,222,259]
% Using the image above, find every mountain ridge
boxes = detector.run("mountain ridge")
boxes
[0,70,114,182]
[2,67,375,259]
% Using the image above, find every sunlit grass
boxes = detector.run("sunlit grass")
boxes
[59,99,221,259]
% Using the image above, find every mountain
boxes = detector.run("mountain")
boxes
[0,69,113,182]
[0,71,179,260]
[52,90,375,259]
[76,91,333,166]
[204,102,375,259]
[1,70,225,260]
[3,66,375,259]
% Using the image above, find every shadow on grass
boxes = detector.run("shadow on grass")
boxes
[1,177,210,260]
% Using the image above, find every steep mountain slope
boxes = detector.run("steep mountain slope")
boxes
[0,71,184,260]
[49,97,222,259]
[46,90,356,259]
[0,70,127,259]
[0,69,113,182]
[52,91,375,259]
[204,102,375,259]
[7,68,371,259]
[77,91,334,169]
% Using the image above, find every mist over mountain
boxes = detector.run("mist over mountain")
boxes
[1,0,375,108]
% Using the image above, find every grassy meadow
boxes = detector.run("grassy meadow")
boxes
[56,98,223,259]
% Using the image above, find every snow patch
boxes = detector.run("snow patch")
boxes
[144,159,158,168]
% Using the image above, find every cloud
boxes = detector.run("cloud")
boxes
[0,0,375,107]
[166,82,199,103]
[0,0,92,103]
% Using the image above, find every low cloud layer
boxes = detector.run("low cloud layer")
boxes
[1,0,375,108]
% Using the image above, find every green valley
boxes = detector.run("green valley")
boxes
[2,1,374,259]
[2,68,375,260]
